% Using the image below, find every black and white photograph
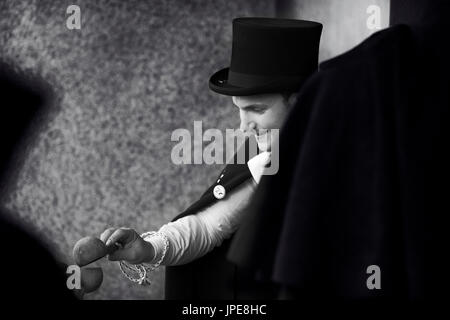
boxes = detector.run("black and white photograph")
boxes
[0,0,447,315]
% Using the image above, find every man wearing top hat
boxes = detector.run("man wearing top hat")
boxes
[97,17,322,299]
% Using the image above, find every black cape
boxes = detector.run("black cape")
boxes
[228,22,450,300]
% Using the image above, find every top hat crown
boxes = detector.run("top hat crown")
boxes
[209,17,322,96]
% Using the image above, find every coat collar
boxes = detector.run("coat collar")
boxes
[173,139,253,221]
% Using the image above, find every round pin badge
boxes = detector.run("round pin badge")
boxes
[213,184,226,199]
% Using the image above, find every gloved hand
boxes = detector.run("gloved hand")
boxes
[99,227,155,264]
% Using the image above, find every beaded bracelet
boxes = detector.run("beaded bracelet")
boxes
[118,231,170,285]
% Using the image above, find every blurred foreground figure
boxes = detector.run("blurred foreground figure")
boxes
[0,62,74,301]
[229,0,450,300]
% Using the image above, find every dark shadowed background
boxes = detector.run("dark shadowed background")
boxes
[0,0,388,299]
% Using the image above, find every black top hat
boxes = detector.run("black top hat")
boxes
[209,17,322,96]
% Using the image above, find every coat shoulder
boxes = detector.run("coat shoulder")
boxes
[319,24,412,72]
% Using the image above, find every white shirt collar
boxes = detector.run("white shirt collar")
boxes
[247,151,271,184]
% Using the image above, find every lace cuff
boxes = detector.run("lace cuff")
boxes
[118,231,169,285]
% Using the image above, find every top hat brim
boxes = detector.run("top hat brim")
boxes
[209,67,308,96]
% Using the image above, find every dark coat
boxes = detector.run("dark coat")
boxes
[227,21,450,300]
[164,139,277,299]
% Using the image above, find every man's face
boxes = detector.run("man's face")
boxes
[232,93,290,151]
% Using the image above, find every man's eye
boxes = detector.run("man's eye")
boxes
[251,107,266,113]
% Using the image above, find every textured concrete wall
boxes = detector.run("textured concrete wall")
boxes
[0,0,272,300]
[277,0,390,61]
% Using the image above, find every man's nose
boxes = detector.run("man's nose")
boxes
[239,120,247,132]
[239,110,255,132]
